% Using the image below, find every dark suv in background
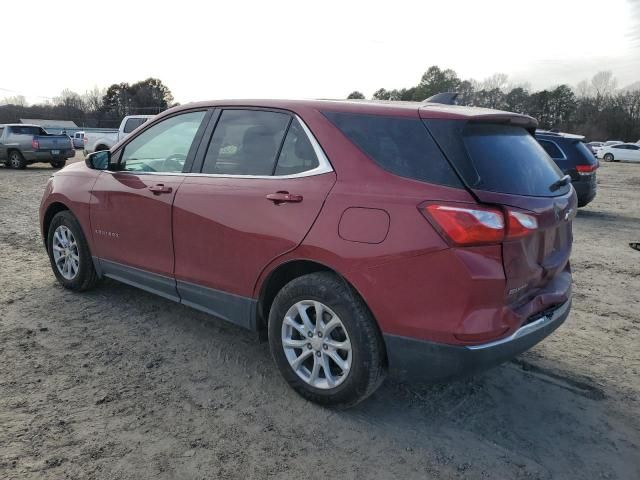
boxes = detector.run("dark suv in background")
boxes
[535,130,598,207]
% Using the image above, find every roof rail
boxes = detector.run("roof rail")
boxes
[424,92,459,105]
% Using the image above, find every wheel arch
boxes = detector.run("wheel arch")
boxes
[42,202,71,247]
[255,259,382,346]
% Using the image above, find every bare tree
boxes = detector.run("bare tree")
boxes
[1,95,27,106]
[591,71,617,108]
[574,80,592,98]
[82,86,105,112]
[482,73,509,92]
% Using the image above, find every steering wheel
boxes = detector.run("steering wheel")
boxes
[162,153,187,171]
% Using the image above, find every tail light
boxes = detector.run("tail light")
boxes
[83,136,88,144]
[507,211,538,238]
[422,204,538,246]
[576,164,597,174]
[32,138,39,149]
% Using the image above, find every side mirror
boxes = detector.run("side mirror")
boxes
[85,150,111,170]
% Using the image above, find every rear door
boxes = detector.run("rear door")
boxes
[425,119,576,308]
[172,109,336,327]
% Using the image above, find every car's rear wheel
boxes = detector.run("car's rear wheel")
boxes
[268,272,386,408]
[8,151,26,169]
[604,153,614,162]
[47,211,99,291]
[50,159,66,169]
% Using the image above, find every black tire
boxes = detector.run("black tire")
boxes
[50,159,66,169]
[268,272,386,408]
[603,153,614,162]
[8,150,26,169]
[47,211,99,291]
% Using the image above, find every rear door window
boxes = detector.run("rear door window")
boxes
[274,118,319,175]
[9,126,44,136]
[459,124,569,197]
[323,111,462,187]
[201,110,291,175]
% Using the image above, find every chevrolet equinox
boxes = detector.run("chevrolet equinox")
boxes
[40,100,575,407]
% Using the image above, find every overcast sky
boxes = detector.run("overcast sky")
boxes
[2,0,639,104]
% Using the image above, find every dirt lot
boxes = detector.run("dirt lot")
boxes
[1,153,639,479]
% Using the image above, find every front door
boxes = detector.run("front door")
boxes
[90,110,208,300]
[172,109,336,327]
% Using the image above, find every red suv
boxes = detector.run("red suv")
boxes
[40,100,575,407]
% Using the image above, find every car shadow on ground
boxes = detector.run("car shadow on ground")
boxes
[78,279,628,472]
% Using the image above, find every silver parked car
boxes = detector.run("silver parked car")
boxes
[0,124,75,169]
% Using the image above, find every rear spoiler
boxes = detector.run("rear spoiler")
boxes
[421,92,538,133]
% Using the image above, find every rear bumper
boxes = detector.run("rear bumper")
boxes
[25,150,75,162]
[572,176,596,206]
[384,297,571,382]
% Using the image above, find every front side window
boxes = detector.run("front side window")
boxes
[201,110,291,175]
[538,139,564,159]
[120,111,206,173]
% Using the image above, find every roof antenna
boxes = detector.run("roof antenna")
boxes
[424,92,459,105]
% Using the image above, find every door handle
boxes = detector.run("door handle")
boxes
[265,191,303,204]
[148,184,173,195]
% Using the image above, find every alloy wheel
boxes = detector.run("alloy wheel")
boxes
[281,300,352,389]
[52,225,80,280]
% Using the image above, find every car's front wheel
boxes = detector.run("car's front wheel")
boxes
[268,272,386,408]
[47,211,99,291]
[604,153,614,162]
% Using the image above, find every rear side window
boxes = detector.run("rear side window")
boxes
[461,124,568,197]
[201,110,291,175]
[538,139,564,159]
[123,117,148,133]
[274,118,319,175]
[323,112,462,188]
[9,126,44,136]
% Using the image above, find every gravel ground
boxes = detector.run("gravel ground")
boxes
[1,153,639,480]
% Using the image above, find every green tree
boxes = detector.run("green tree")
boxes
[413,66,461,101]
[505,87,530,113]
[130,78,174,113]
[347,91,365,99]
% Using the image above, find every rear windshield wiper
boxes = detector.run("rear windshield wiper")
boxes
[549,174,571,192]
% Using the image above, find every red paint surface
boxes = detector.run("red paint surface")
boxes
[40,99,573,346]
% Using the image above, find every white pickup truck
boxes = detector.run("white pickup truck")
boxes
[83,115,154,154]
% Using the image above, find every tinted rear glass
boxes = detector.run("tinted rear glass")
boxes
[323,112,462,188]
[461,124,569,197]
[124,118,148,133]
[10,126,43,135]
[575,140,598,165]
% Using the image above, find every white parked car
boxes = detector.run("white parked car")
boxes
[587,141,604,156]
[600,143,640,163]
[83,115,154,154]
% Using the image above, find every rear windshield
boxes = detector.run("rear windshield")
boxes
[323,111,462,188]
[460,124,569,197]
[9,126,44,136]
